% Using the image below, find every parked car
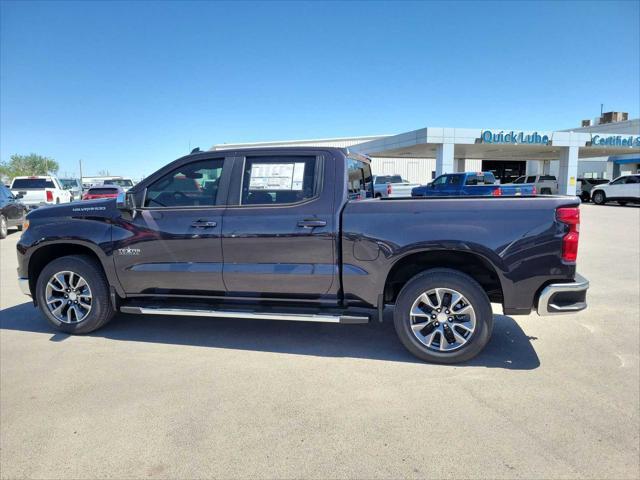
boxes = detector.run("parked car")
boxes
[591,174,640,206]
[82,185,124,200]
[9,175,72,209]
[0,184,27,239]
[16,148,588,364]
[511,175,558,195]
[411,172,537,197]
[59,178,83,201]
[577,178,610,203]
[373,175,421,198]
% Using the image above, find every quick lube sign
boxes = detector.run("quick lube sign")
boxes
[481,130,550,145]
[591,135,640,148]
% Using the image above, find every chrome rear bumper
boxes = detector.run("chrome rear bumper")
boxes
[537,273,589,316]
[18,277,31,297]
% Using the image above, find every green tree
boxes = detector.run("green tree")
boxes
[0,154,59,179]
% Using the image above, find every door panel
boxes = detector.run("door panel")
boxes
[112,157,229,295]
[221,154,337,298]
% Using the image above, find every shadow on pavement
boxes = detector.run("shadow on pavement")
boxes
[0,302,540,369]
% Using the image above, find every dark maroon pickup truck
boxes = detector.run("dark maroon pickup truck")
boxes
[16,147,588,363]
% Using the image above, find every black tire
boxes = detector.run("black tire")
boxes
[618,201,627,206]
[393,268,493,364]
[580,192,590,203]
[592,190,606,205]
[35,255,115,334]
[0,215,7,239]
[540,188,552,195]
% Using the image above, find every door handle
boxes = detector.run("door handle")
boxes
[297,219,327,228]
[191,219,217,228]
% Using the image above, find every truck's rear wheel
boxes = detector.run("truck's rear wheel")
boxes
[35,255,115,334]
[393,269,493,364]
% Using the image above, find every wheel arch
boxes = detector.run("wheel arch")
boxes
[27,240,122,301]
[383,249,504,305]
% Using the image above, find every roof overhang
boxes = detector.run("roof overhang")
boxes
[351,127,640,161]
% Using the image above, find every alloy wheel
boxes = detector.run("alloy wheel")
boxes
[409,287,476,352]
[0,216,7,238]
[45,271,93,323]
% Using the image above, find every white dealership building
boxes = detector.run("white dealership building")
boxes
[212,116,640,195]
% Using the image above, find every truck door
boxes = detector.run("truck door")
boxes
[112,156,231,295]
[221,152,337,298]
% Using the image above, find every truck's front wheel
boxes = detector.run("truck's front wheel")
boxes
[393,269,493,364]
[35,255,115,334]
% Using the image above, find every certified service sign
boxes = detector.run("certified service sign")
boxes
[591,135,640,148]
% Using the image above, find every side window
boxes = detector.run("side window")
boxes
[242,156,317,205]
[625,176,639,184]
[144,159,224,207]
[465,175,478,186]
[610,177,626,185]
[513,177,525,184]
[347,158,373,200]
[447,175,461,185]
[526,176,536,183]
[432,175,447,186]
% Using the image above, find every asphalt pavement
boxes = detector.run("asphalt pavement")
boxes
[1,203,638,479]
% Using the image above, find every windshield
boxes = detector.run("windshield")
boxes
[104,179,133,187]
[11,178,55,189]
[375,175,403,184]
[59,179,78,188]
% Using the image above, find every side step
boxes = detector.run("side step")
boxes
[120,305,369,324]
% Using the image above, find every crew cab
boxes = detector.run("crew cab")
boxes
[16,148,588,363]
[10,176,72,208]
[411,172,536,197]
[373,175,421,198]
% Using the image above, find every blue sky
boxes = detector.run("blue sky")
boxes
[1,1,639,179]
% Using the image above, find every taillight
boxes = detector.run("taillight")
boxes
[532,186,537,195]
[491,187,502,196]
[46,190,53,202]
[387,183,392,196]
[557,207,580,262]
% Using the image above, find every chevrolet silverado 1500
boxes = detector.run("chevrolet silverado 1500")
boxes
[16,148,588,363]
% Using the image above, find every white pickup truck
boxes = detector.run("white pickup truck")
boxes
[10,176,72,209]
[511,175,558,195]
[373,175,421,198]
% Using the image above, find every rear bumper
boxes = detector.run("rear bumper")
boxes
[18,277,31,297]
[537,273,589,316]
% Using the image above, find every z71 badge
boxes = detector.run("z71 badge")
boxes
[117,247,141,256]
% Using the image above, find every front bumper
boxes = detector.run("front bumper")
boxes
[537,273,589,316]
[18,277,31,297]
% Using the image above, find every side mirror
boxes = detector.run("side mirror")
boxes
[116,191,137,212]
[14,193,24,199]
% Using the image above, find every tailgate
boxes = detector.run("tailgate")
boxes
[388,183,419,197]
[11,189,47,205]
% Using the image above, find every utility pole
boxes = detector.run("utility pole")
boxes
[79,159,83,182]
[600,103,604,116]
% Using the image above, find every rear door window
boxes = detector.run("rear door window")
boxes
[242,156,318,205]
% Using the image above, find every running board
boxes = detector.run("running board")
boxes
[120,305,369,324]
